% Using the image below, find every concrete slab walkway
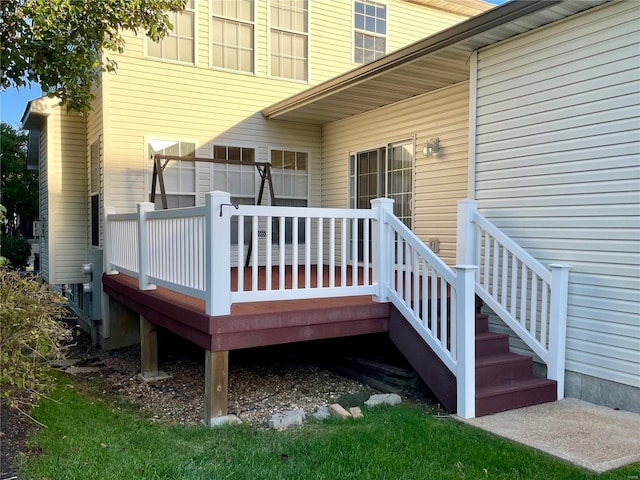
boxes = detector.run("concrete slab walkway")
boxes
[462,399,640,474]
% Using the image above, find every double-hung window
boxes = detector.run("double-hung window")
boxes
[212,0,255,73]
[90,140,100,247]
[212,145,256,243]
[270,0,308,81]
[147,0,195,63]
[148,140,196,208]
[354,0,386,64]
[270,149,308,242]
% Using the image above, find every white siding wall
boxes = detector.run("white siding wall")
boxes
[474,1,640,388]
[322,82,470,265]
[46,108,88,284]
[101,0,470,214]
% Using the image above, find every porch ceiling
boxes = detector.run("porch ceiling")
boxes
[263,0,609,125]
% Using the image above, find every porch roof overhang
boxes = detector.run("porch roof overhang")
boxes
[262,0,610,125]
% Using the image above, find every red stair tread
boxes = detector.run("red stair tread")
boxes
[476,377,556,398]
[475,352,530,367]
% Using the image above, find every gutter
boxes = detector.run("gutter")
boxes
[262,0,562,118]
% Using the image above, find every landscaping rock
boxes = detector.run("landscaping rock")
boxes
[268,409,305,430]
[313,405,330,420]
[349,406,364,418]
[202,414,241,427]
[329,403,351,419]
[364,393,402,407]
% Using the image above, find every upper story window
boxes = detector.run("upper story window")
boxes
[270,0,308,81]
[148,140,196,209]
[212,0,255,73]
[147,0,196,64]
[354,0,386,64]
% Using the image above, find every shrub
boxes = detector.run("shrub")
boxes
[0,235,32,269]
[0,269,70,404]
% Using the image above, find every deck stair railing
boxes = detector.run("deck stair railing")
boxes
[457,200,570,399]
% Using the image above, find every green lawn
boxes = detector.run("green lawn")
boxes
[19,380,639,480]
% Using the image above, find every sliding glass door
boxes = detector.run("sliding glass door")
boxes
[349,139,414,260]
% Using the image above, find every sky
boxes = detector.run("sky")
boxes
[1,84,42,128]
[0,0,509,129]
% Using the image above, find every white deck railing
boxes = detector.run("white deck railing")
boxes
[104,192,569,419]
[457,200,570,399]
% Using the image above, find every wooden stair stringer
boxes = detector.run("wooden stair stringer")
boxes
[388,305,457,412]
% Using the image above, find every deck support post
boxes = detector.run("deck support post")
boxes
[456,200,479,267]
[548,263,571,400]
[455,265,478,420]
[204,350,229,426]
[138,315,168,381]
[205,191,232,316]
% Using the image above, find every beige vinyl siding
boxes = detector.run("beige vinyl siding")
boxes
[46,107,88,284]
[310,1,469,79]
[474,1,640,388]
[39,123,50,282]
[100,0,463,214]
[322,81,469,265]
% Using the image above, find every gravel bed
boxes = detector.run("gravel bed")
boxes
[64,337,379,427]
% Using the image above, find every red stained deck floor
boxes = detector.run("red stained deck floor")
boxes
[102,267,390,352]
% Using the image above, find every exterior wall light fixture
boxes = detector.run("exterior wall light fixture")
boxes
[423,138,440,157]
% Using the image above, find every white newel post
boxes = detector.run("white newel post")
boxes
[371,197,394,303]
[137,202,157,291]
[456,264,478,419]
[104,206,118,275]
[456,200,479,268]
[548,263,571,400]
[205,191,232,316]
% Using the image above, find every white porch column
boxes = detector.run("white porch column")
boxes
[371,197,394,303]
[456,264,478,419]
[137,202,157,291]
[548,263,571,400]
[205,191,232,316]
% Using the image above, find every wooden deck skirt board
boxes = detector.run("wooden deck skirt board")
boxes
[102,273,390,352]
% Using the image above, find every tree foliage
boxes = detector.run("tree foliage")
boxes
[1,0,187,112]
[1,122,38,235]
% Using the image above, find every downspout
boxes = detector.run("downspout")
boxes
[467,50,478,201]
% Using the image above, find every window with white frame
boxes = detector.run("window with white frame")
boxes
[147,0,195,63]
[212,0,254,73]
[271,149,308,242]
[90,139,100,247]
[212,145,256,243]
[270,0,308,81]
[148,140,196,208]
[354,0,386,64]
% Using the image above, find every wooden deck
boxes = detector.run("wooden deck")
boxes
[102,267,390,353]
[102,267,393,425]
